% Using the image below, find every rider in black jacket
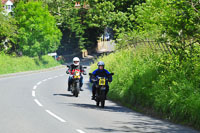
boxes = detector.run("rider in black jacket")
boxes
[66,57,86,91]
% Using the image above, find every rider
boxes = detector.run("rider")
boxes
[90,61,112,100]
[66,57,86,91]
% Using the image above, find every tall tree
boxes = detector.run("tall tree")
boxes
[134,0,200,45]
[14,1,62,57]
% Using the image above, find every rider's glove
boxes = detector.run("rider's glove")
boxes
[66,70,69,74]
[83,71,87,75]
[91,77,97,83]
[108,77,112,82]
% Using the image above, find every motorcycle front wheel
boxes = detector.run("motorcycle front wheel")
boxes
[101,100,105,108]
[100,91,106,108]
[96,101,100,106]
[75,82,80,97]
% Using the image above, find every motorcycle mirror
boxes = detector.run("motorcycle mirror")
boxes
[83,66,87,69]
[110,73,114,75]
[67,65,70,68]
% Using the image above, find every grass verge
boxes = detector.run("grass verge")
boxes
[90,45,200,130]
[0,54,62,75]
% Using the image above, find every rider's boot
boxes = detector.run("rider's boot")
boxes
[91,90,95,100]
[68,82,71,91]
[68,86,71,91]
[91,95,95,100]
[105,88,109,100]
[80,82,83,91]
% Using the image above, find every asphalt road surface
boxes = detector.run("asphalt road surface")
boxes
[0,57,198,133]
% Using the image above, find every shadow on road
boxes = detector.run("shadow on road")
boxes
[85,118,197,133]
[53,93,74,97]
[67,102,135,114]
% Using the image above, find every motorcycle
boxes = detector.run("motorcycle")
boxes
[89,73,114,108]
[66,65,87,97]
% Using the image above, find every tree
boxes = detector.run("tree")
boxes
[134,0,200,54]
[42,0,90,52]
[14,1,62,57]
[0,2,17,54]
[38,0,145,53]
[86,0,145,39]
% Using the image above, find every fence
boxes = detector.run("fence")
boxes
[116,39,199,55]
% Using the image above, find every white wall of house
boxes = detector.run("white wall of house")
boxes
[4,0,13,14]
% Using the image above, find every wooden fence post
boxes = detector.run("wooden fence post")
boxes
[157,42,164,53]
[164,42,172,54]
[147,39,153,50]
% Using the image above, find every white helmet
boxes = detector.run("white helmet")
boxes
[73,57,80,66]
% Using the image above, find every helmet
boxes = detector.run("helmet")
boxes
[97,61,105,66]
[73,57,80,66]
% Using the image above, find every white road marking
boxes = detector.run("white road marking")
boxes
[76,129,86,133]
[34,99,43,107]
[43,79,47,82]
[37,81,42,85]
[32,91,36,97]
[33,85,37,90]
[32,75,68,123]
[45,110,66,123]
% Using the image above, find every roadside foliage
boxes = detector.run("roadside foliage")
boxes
[14,1,62,57]
[0,2,17,54]
[91,44,200,129]
[90,0,200,129]
[0,54,61,75]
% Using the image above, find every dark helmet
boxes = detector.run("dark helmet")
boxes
[97,61,105,66]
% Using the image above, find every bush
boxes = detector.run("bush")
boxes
[90,44,200,129]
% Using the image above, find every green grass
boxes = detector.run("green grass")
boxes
[90,45,200,129]
[0,54,62,75]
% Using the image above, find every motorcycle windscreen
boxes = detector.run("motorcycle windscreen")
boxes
[99,78,106,85]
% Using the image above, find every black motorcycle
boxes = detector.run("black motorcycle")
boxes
[67,66,86,97]
[89,73,114,108]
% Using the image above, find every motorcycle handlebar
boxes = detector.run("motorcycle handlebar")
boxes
[89,73,114,76]
[89,73,114,82]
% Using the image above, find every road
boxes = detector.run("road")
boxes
[0,57,198,133]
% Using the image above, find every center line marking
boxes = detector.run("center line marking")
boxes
[33,86,37,90]
[32,91,36,97]
[45,110,66,123]
[76,129,86,133]
[43,79,47,82]
[34,99,43,107]
[37,81,42,85]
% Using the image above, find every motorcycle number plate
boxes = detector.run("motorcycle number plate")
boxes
[99,78,106,85]
[74,75,80,78]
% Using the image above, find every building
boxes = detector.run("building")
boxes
[1,0,14,14]
[74,1,89,9]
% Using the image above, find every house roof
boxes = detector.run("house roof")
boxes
[2,0,14,5]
